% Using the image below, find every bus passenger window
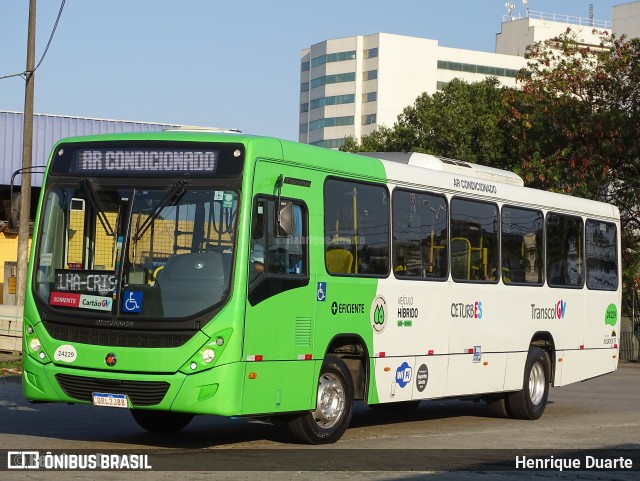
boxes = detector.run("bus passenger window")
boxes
[324,179,389,276]
[546,213,583,288]
[501,206,544,285]
[585,220,618,291]
[392,189,447,279]
[450,198,498,283]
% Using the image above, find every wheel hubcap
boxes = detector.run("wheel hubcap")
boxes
[528,362,546,405]
[312,373,345,429]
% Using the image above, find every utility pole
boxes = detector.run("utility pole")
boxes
[16,0,36,306]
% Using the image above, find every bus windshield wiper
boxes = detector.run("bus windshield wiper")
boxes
[132,179,187,242]
[80,179,114,236]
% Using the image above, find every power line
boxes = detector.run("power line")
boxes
[0,72,25,81]
[33,0,66,74]
[0,0,66,81]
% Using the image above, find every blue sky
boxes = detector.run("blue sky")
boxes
[0,0,624,141]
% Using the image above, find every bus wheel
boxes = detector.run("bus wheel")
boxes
[506,347,550,420]
[287,355,354,444]
[131,409,194,433]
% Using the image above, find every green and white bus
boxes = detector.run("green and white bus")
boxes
[23,130,621,444]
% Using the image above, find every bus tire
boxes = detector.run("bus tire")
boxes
[287,355,354,444]
[506,347,550,420]
[131,409,194,433]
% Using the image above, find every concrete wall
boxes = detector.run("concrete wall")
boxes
[0,305,23,353]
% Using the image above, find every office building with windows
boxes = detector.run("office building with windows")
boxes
[298,5,626,149]
[299,33,526,149]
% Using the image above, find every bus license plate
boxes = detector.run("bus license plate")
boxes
[92,392,129,408]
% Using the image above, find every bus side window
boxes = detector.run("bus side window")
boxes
[392,189,448,280]
[324,179,389,276]
[585,219,618,290]
[546,213,584,288]
[501,206,544,285]
[450,198,498,283]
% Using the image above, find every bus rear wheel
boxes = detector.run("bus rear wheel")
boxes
[131,409,194,433]
[506,347,550,420]
[287,355,354,444]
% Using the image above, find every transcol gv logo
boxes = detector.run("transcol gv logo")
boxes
[531,300,567,320]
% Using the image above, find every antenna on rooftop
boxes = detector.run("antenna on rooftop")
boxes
[505,2,516,20]
[589,3,594,26]
[522,0,529,16]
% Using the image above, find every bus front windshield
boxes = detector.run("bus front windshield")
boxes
[34,181,239,320]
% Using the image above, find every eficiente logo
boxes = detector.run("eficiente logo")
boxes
[371,296,388,333]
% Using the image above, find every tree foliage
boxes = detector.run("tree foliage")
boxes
[507,30,640,312]
[342,77,514,168]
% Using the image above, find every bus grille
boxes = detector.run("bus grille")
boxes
[55,374,170,406]
[44,322,193,348]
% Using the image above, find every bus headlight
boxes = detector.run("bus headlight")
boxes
[202,349,215,363]
[29,338,41,352]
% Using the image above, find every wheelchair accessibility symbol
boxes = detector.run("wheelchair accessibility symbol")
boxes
[122,290,143,313]
[317,282,326,302]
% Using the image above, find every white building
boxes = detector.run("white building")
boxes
[299,6,624,148]
[613,1,640,38]
[496,11,611,56]
[299,33,525,149]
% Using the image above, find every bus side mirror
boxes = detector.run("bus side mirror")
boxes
[275,200,293,238]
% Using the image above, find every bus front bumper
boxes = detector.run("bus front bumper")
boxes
[22,354,244,416]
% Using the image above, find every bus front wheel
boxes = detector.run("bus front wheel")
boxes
[287,355,354,444]
[506,347,550,420]
[131,409,194,433]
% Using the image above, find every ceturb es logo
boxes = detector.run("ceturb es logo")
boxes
[450,301,483,319]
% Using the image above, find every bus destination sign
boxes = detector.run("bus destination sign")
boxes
[74,149,219,174]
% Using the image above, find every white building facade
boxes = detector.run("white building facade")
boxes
[495,11,612,56]
[299,33,525,149]
[613,1,640,38]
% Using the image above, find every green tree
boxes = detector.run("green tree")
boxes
[507,30,640,313]
[341,78,513,168]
